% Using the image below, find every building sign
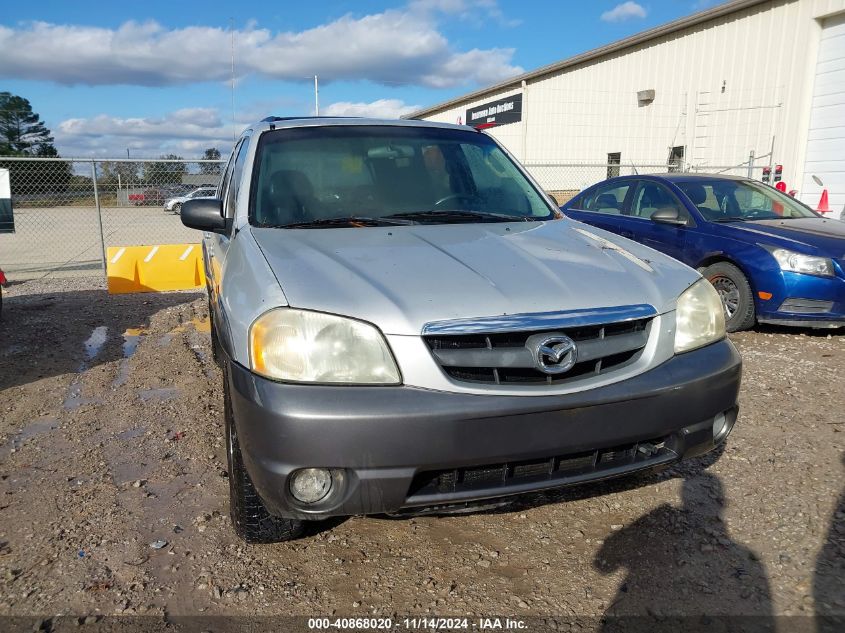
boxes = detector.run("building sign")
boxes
[0,168,13,234]
[466,94,522,129]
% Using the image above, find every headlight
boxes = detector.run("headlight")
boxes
[769,248,834,277]
[249,308,401,384]
[675,279,726,354]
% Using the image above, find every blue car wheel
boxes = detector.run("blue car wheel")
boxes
[702,262,756,332]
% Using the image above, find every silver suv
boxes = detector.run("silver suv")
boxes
[181,117,741,543]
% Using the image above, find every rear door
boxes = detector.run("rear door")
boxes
[565,180,634,235]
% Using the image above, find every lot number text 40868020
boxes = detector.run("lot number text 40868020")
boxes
[307,617,529,630]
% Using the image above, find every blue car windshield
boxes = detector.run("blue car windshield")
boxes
[675,179,819,222]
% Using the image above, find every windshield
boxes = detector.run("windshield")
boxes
[249,125,554,228]
[675,178,819,222]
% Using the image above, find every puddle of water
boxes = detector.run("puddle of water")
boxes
[138,387,180,403]
[1,417,60,460]
[123,328,145,358]
[170,317,211,335]
[116,427,146,441]
[63,383,103,411]
[84,326,109,361]
[112,363,131,389]
[64,394,103,411]
[110,458,153,485]
[112,327,147,388]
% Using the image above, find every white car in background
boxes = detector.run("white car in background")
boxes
[164,187,217,214]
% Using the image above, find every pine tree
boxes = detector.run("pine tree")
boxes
[0,92,71,196]
[0,92,57,156]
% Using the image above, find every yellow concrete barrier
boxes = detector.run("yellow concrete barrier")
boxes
[107,244,203,294]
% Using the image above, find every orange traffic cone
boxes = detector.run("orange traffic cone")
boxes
[817,189,831,213]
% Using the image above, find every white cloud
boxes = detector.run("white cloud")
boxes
[0,5,523,89]
[600,2,648,23]
[53,99,422,157]
[409,0,521,26]
[321,99,420,118]
[55,108,236,158]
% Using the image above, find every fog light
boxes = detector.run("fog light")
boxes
[712,412,729,441]
[289,468,332,504]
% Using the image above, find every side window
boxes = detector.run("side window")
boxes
[224,138,250,219]
[630,182,687,220]
[568,190,589,210]
[217,145,238,200]
[584,182,630,215]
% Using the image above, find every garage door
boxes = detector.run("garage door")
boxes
[801,13,845,219]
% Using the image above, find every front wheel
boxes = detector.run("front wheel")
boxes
[702,262,756,332]
[172,202,182,215]
[223,363,304,543]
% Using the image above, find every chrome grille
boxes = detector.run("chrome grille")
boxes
[423,306,654,386]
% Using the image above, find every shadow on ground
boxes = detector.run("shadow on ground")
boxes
[0,288,203,391]
[814,453,845,633]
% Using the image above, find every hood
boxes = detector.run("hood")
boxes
[719,218,845,257]
[251,219,699,335]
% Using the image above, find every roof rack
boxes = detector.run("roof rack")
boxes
[260,116,360,123]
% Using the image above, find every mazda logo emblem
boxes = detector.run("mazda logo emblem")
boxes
[532,335,578,375]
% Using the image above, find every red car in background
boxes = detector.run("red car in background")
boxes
[0,267,6,315]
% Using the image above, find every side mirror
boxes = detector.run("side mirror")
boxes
[181,198,226,233]
[651,206,687,226]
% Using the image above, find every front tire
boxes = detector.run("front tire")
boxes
[702,262,756,332]
[223,363,304,543]
[173,202,182,215]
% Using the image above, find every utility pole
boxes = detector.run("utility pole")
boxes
[231,18,236,142]
[314,75,319,116]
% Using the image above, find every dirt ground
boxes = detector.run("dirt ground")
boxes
[0,278,842,630]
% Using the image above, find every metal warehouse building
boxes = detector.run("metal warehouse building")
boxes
[407,0,845,213]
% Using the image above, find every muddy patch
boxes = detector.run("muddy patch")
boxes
[0,417,60,460]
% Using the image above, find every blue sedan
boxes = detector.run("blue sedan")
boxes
[562,174,845,331]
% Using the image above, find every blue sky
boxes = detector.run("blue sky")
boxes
[0,0,721,157]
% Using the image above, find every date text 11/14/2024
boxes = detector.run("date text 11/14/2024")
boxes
[307,617,529,630]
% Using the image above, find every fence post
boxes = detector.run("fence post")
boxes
[91,160,107,276]
[747,151,754,179]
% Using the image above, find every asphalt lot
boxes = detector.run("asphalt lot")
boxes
[0,206,197,279]
[0,278,842,629]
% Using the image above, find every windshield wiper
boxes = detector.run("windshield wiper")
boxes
[712,216,748,223]
[278,216,415,229]
[383,209,536,223]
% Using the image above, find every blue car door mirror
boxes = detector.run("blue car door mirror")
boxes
[651,206,687,226]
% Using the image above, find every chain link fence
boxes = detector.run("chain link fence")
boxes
[0,156,768,280]
[526,162,766,206]
[0,157,224,279]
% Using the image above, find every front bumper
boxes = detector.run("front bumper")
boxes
[227,339,742,520]
[757,270,845,328]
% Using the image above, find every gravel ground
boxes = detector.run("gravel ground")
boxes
[0,278,842,630]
